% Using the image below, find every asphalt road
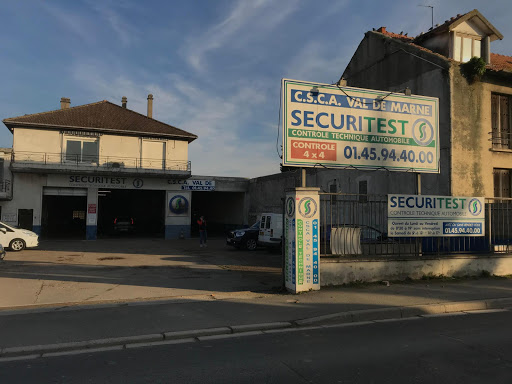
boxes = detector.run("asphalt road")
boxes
[1,310,511,383]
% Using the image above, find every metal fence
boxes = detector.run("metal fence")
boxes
[11,151,191,172]
[319,193,512,257]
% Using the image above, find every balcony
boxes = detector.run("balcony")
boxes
[490,132,512,151]
[10,151,191,178]
[0,179,11,200]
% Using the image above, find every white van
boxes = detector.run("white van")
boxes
[258,213,283,248]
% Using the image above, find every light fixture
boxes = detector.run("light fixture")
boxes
[310,86,319,96]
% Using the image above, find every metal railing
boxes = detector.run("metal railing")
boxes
[11,151,191,172]
[490,131,512,149]
[319,193,512,257]
[0,179,11,193]
[487,197,512,253]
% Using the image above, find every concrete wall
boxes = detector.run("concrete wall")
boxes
[13,128,61,154]
[0,173,45,232]
[321,255,512,285]
[100,134,140,160]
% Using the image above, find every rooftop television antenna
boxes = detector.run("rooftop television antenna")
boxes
[419,4,434,29]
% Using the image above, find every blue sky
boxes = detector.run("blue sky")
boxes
[1,0,510,178]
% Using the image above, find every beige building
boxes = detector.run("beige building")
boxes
[1,96,248,240]
[342,9,512,198]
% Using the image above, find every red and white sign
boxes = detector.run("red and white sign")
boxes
[290,140,337,161]
[88,204,97,214]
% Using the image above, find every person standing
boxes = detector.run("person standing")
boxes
[197,216,207,247]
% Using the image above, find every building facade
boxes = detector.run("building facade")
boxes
[341,9,512,198]
[1,96,249,240]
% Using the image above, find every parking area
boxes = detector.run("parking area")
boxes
[0,237,282,309]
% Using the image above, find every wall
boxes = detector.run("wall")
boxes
[450,69,512,196]
[341,31,452,196]
[100,134,140,161]
[13,128,61,154]
[166,140,188,163]
[321,255,512,285]
[0,173,45,233]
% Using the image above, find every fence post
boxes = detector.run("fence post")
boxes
[487,200,492,252]
[416,173,423,257]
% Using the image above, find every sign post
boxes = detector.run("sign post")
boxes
[284,188,320,293]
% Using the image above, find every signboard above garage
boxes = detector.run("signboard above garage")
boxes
[45,175,216,191]
[282,79,439,173]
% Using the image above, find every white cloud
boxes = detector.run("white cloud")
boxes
[41,3,95,44]
[284,40,350,84]
[91,3,139,47]
[183,0,299,72]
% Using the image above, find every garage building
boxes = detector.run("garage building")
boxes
[1,96,248,240]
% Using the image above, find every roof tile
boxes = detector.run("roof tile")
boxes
[489,53,512,72]
[3,100,197,141]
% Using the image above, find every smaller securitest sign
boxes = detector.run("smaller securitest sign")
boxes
[284,188,320,293]
[388,194,485,237]
[168,179,215,191]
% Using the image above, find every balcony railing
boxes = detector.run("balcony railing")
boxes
[490,131,512,150]
[0,179,11,193]
[11,151,191,174]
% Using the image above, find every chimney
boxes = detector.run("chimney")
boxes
[377,27,386,33]
[121,96,127,108]
[60,97,70,109]
[147,94,153,118]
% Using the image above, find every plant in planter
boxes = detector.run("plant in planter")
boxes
[460,57,487,83]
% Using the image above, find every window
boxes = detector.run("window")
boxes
[491,94,512,149]
[494,169,511,198]
[72,210,86,220]
[65,139,99,163]
[453,33,481,62]
[142,140,165,169]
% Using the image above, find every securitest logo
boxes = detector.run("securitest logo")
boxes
[169,195,189,214]
[286,196,295,218]
[468,198,482,216]
[298,197,317,218]
[412,118,434,146]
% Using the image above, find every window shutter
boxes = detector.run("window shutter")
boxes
[500,95,510,149]
[491,94,499,148]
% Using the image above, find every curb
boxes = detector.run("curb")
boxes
[1,297,511,361]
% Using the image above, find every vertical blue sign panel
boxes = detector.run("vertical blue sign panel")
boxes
[312,219,319,284]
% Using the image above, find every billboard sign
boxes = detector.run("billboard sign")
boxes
[388,194,485,237]
[282,79,439,173]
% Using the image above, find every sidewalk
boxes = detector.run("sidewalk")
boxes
[1,277,512,358]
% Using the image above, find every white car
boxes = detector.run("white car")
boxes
[0,221,39,251]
